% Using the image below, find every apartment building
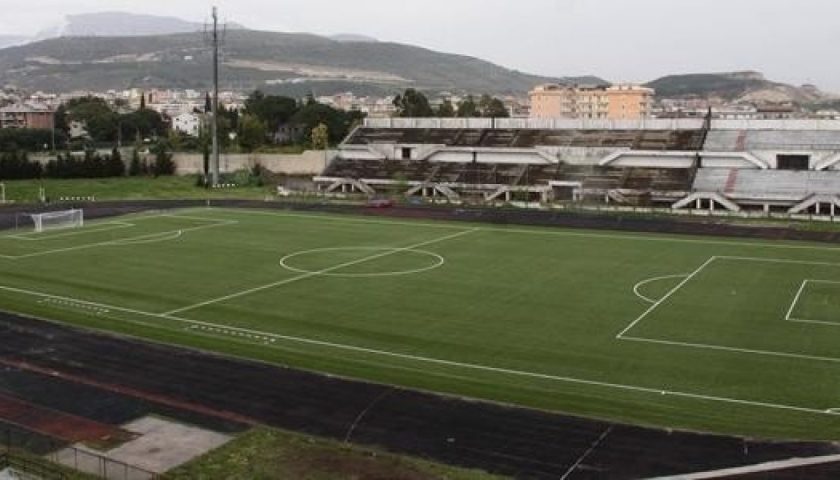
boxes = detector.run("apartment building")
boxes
[529,84,654,120]
[0,102,56,129]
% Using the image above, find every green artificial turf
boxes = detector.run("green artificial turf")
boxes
[1,207,839,441]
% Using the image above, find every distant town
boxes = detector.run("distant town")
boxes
[3,81,838,155]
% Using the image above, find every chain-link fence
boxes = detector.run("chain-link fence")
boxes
[1,427,161,480]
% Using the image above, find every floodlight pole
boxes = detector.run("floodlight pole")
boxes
[210,6,221,187]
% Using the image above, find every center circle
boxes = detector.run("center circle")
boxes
[279,247,445,278]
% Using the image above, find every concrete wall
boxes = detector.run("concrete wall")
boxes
[172,150,332,175]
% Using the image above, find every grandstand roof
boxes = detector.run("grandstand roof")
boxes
[345,128,705,151]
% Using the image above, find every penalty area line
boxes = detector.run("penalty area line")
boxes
[0,283,838,419]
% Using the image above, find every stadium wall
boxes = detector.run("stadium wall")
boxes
[172,151,333,175]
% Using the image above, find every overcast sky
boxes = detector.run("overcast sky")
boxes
[3,0,840,91]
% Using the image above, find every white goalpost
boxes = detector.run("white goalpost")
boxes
[29,209,84,233]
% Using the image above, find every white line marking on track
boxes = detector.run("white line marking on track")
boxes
[617,257,717,338]
[632,274,689,304]
[0,283,838,419]
[560,426,613,480]
[164,228,477,315]
[344,389,392,443]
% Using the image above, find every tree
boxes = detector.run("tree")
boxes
[120,108,166,142]
[479,94,510,118]
[151,141,175,177]
[128,148,142,176]
[457,95,479,117]
[311,123,329,150]
[140,91,146,110]
[63,97,119,142]
[393,89,434,117]
[244,90,298,132]
[289,102,364,145]
[108,147,125,177]
[238,114,268,152]
[437,100,456,117]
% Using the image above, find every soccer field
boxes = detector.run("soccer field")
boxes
[1,207,840,441]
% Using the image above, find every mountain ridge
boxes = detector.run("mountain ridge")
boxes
[0,30,601,96]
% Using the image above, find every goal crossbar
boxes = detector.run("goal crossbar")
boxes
[29,209,84,233]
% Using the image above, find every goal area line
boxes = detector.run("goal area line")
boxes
[0,283,837,420]
[0,214,238,260]
[618,256,840,363]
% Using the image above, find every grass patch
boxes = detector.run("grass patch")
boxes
[169,427,505,480]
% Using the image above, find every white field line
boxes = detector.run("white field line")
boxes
[0,217,237,260]
[632,274,689,304]
[719,255,840,268]
[109,230,183,245]
[0,283,839,419]
[786,279,840,327]
[785,280,809,321]
[650,454,840,480]
[164,228,478,315]
[6,221,135,241]
[620,336,840,364]
[207,207,840,253]
[616,257,717,339]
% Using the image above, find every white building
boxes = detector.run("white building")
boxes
[173,113,201,137]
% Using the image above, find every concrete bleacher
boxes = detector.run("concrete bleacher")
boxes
[345,128,705,151]
[693,168,840,201]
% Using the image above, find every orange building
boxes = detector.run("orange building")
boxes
[0,103,56,129]
[529,84,653,120]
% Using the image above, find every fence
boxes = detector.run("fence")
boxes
[0,451,68,480]
[0,427,161,480]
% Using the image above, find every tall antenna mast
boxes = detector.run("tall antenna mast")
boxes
[210,6,220,187]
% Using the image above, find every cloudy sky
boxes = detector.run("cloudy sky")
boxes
[3,0,840,91]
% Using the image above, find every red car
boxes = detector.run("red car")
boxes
[366,198,394,208]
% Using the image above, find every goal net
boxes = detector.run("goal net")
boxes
[30,209,84,233]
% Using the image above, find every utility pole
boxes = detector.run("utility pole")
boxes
[210,6,221,187]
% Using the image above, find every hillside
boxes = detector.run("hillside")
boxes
[0,30,600,96]
[646,71,837,105]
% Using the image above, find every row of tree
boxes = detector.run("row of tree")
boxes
[392,89,510,118]
[0,146,175,180]
[55,97,167,144]
[0,128,67,152]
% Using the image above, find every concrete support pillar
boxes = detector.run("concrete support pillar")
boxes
[816,202,821,215]
[764,204,770,214]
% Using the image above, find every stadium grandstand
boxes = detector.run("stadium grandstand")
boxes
[314,116,840,215]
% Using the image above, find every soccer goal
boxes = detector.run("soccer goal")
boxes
[29,209,84,233]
